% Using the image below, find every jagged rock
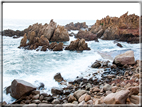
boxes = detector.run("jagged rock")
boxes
[10,79,36,99]
[113,50,135,65]
[48,42,57,49]
[65,38,90,51]
[20,33,27,47]
[53,42,63,51]
[39,35,49,46]
[50,25,69,42]
[65,22,88,31]
[76,30,98,41]
[43,19,57,40]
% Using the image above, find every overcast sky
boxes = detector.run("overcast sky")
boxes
[3,3,141,20]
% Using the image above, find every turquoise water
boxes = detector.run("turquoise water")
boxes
[2,19,140,104]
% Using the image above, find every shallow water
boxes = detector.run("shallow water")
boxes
[2,19,141,104]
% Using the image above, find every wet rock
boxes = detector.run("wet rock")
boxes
[50,25,69,42]
[53,42,63,51]
[52,99,60,104]
[91,61,101,68]
[34,81,45,90]
[85,83,92,90]
[117,43,123,47]
[69,32,75,37]
[68,95,77,102]
[20,33,27,47]
[73,90,86,99]
[54,72,64,82]
[51,87,63,95]
[10,79,36,99]
[76,30,98,41]
[113,50,135,66]
[5,86,11,94]
[48,42,57,49]
[41,45,47,51]
[65,38,90,51]
[39,35,49,46]
[103,90,130,104]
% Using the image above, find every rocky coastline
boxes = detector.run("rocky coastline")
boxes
[2,50,141,106]
[1,12,141,106]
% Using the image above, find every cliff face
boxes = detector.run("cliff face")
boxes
[90,12,140,43]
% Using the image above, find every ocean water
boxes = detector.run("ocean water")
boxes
[2,19,141,104]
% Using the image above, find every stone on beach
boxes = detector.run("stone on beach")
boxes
[113,50,135,65]
[54,72,64,82]
[10,79,36,99]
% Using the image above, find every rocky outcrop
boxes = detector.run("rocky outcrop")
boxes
[43,19,57,40]
[39,35,49,46]
[20,33,27,47]
[10,79,36,99]
[89,12,140,43]
[65,22,88,31]
[50,25,69,42]
[65,38,91,51]
[75,30,98,42]
[113,50,135,66]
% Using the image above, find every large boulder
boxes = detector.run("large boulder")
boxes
[73,90,86,99]
[65,38,90,51]
[43,19,57,40]
[50,25,69,42]
[113,50,135,65]
[10,79,36,99]
[103,90,130,104]
[76,30,98,41]
[39,35,49,46]
[20,33,27,47]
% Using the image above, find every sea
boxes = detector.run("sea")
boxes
[1,19,141,104]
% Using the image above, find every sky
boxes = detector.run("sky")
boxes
[3,3,140,20]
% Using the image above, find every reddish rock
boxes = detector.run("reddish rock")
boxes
[41,45,47,51]
[68,95,77,102]
[76,30,98,42]
[54,72,64,82]
[43,19,57,40]
[84,94,91,102]
[103,90,130,104]
[50,25,69,42]
[39,35,49,46]
[48,42,58,50]
[53,42,63,51]
[65,22,88,31]
[113,50,135,65]
[65,38,90,51]
[10,79,36,99]
[20,33,27,47]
